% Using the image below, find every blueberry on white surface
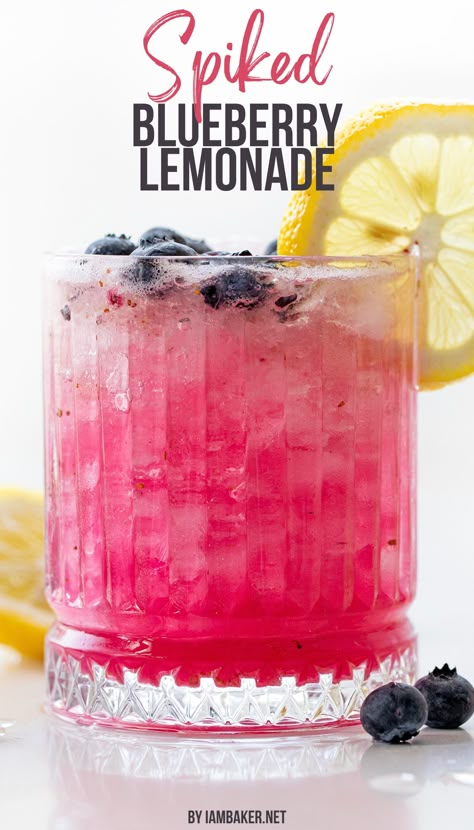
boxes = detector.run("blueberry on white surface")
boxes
[85,234,136,255]
[415,664,474,729]
[360,682,428,743]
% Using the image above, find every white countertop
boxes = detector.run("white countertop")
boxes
[1,612,474,830]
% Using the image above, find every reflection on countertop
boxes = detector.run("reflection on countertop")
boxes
[2,714,474,830]
[42,717,474,830]
[361,728,474,795]
[47,717,370,782]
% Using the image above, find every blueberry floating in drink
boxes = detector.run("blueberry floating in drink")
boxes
[129,239,198,285]
[200,266,266,308]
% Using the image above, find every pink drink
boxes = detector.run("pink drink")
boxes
[44,253,417,730]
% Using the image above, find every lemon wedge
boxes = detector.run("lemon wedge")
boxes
[0,489,53,660]
[278,103,474,389]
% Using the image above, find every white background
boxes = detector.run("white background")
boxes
[0,2,473,668]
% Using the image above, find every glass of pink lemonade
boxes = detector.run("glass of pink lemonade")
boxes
[44,251,417,731]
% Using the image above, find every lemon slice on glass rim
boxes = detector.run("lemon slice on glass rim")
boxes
[278,102,474,390]
[0,488,52,660]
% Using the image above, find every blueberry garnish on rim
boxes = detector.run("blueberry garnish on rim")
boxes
[415,664,474,729]
[139,226,187,246]
[139,226,209,253]
[132,240,197,258]
[85,234,136,255]
[200,267,266,309]
[360,682,428,743]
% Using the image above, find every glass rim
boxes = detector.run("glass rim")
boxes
[44,251,416,266]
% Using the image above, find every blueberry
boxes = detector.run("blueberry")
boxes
[132,240,197,258]
[200,267,265,309]
[264,238,278,255]
[128,239,197,285]
[185,235,211,254]
[415,664,474,729]
[139,226,209,253]
[360,682,428,743]
[139,226,187,246]
[85,234,136,255]
[275,294,298,309]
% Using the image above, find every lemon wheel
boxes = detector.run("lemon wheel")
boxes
[0,489,52,659]
[278,103,474,389]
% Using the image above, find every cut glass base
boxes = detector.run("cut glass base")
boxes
[46,640,417,732]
